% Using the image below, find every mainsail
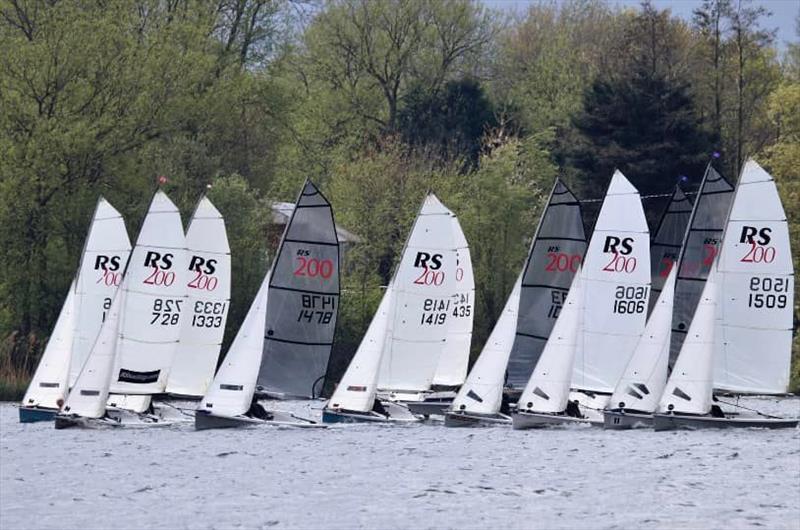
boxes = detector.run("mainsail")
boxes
[713,160,794,394]
[506,179,586,391]
[377,194,460,396]
[69,198,132,386]
[572,171,651,394]
[648,187,692,315]
[22,279,77,410]
[167,197,231,397]
[109,191,187,395]
[258,181,340,398]
[431,214,475,388]
[671,166,734,365]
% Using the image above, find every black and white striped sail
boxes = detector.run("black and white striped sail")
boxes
[377,194,461,396]
[608,268,676,413]
[328,287,395,412]
[713,160,794,394]
[648,187,692,315]
[572,171,651,393]
[449,274,521,415]
[21,278,77,410]
[167,197,231,397]
[69,198,132,386]
[431,214,475,388]
[505,179,586,391]
[199,272,270,417]
[517,270,583,413]
[109,191,188,395]
[257,181,340,398]
[658,268,718,415]
[670,166,734,365]
[62,286,126,418]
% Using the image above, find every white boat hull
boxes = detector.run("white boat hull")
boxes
[444,410,511,427]
[512,410,597,430]
[603,410,653,429]
[653,413,799,431]
[194,409,324,430]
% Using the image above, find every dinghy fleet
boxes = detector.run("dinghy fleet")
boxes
[19,159,798,432]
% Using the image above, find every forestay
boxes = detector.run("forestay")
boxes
[377,194,459,395]
[608,268,677,412]
[110,191,187,395]
[506,180,586,391]
[648,187,691,315]
[22,279,77,410]
[431,214,475,388]
[658,269,718,415]
[62,288,126,419]
[167,197,231,397]
[572,171,650,393]
[671,166,734,365]
[713,160,794,394]
[517,270,583,413]
[69,198,132,387]
[450,274,522,415]
[200,272,270,417]
[328,287,395,412]
[258,181,340,398]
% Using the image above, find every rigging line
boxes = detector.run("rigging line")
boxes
[713,397,783,419]
[577,190,700,203]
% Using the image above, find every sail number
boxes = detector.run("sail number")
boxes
[297,294,335,324]
[294,257,335,279]
[613,286,648,314]
[191,301,227,328]
[421,298,450,326]
[451,293,472,318]
[747,277,788,309]
[547,290,567,318]
[150,298,182,325]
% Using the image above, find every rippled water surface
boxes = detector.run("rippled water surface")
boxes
[2,399,799,530]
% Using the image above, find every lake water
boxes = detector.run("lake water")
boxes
[1,398,799,530]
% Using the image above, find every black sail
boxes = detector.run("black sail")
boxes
[648,186,693,315]
[505,179,587,391]
[670,166,734,366]
[257,180,340,398]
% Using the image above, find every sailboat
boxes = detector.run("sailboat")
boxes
[56,191,187,427]
[405,213,475,417]
[323,194,460,423]
[602,268,676,429]
[20,198,131,423]
[670,166,734,367]
[161,197,230,418]
[513,170,651,428]
[443,179,586,427]
[194,180,337,429]
[654,160,798,430]
[647,186,692,315]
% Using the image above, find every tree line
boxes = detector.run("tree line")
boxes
[1,0,797,397]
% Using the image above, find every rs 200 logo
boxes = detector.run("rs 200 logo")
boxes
[188,255,219,291]
[413,251,444,286]
[143,251,176,287]
[95,254,123,286]
[740,226,775,263]
[602,236,637,273]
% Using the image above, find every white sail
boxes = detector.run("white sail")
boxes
[328,287,395,412]
[714,160,794,394]
[572,171,651,393]
[62,287,126,419]
[110,191,188,395]
[518,270,583,413]
[450,275,521,415]
[21,279,77,410]
[658,268,718,415]
[608,267,677,413]
[199,272,270,418]
[377,194,459,394]
[69,198,132,387]
[167,197,231,397]
[432,214,475,387]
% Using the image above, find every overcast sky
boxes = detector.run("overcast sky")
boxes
[486,0,799,52]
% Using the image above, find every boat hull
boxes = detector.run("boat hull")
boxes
[603,410,653,430]
[653,413,799,431]
[405,400,451,417]
[54,415,123,430]
[322,409,392,424]
[512,411,595,430]
[195,410,325,430]
[444,411,511,427]
[19,406,58,423]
